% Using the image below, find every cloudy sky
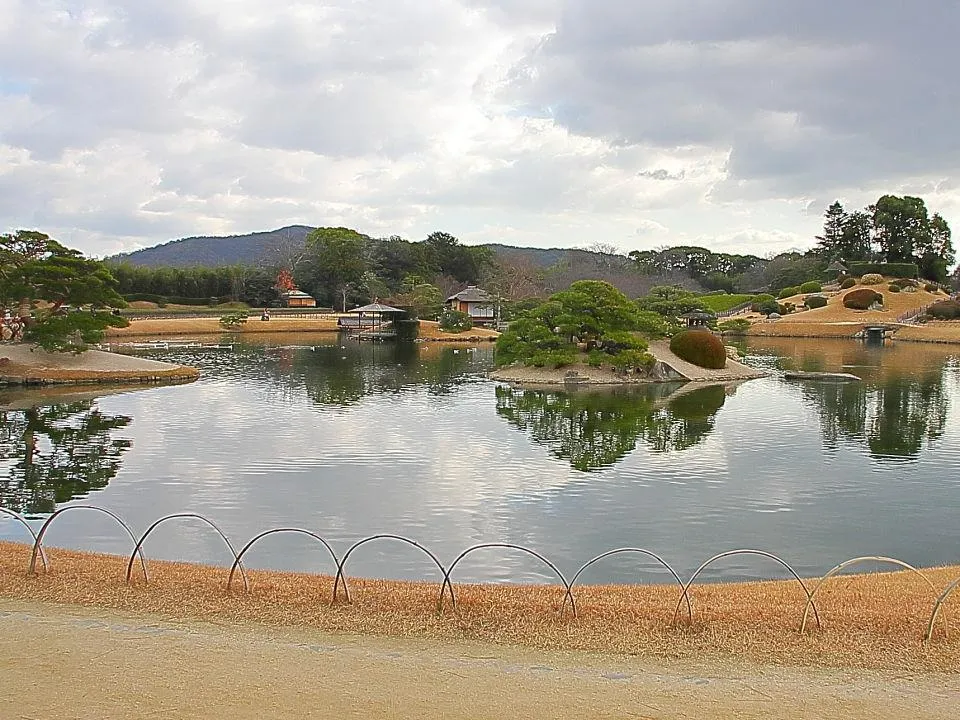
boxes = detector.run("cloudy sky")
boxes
[2,1,959,258]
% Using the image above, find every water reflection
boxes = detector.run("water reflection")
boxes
[0,401,133,515]
[745,338,953,461]
[494,383,731,471]
[800,374,948,460]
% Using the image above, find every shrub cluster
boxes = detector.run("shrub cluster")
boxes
[219,311,249,328]
[848,262,918,279]
[843,288,883,310]
[439,309,473,333]
[889,278,918,289]
[840,278,857,289]
[669,329,727,369]
[751,294,776,312]
[860,273,884,285]
[799,281,822,293]
[718,318,751,334]
[804,295,828,309]
[924,283,940,293]
[928,300,960,320]
[888,284,901,293]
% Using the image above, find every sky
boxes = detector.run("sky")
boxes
[2,0,959,259]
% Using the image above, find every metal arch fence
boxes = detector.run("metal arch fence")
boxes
[2,505,958,643]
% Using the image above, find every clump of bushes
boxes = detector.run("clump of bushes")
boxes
[804,295,828,309]
[928,300,960,320]
[924,283,940,293]
[799,281,822,293]
[840,278,857,289]
[843,288,883,310]
[860,273,884,285]
[669,329,727,369]
[219,311,249,328]
[778,286,800,299]
[779,302,796,315]
[718,318,751,334]
[751,294,776,312]
[888,284,901,293]
[439,310,473,333]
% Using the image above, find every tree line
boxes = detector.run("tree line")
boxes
[812,195,954,282]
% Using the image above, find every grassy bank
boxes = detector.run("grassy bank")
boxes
[1,542,957,672]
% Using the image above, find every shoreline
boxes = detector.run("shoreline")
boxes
[491,341,768,385]
[0,542,957,672]
[0,344,199,386]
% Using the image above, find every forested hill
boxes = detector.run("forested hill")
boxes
[110,227,580,269]
[110,225,315,267]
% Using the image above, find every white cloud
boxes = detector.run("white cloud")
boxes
[1,0,959,258]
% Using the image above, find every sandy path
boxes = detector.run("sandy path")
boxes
[1,600,956,720]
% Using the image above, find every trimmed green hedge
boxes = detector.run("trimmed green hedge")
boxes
[778,286,800,299]
[669,329,727,369]
[805,295,828,309]
[847,262,918,279]
[843,288,883,310]
[888,284,901,293]
[799,281,822,293]
[840,278,857,289]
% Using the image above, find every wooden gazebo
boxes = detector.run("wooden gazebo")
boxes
[680,311,716,328]
[341,301,405,339]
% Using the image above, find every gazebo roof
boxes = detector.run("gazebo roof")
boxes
[348,302,404,314]
[680,311,716,319]
[281,289,314,298]
[826,260,848,271]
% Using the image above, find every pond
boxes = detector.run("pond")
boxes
[2,334,959,585]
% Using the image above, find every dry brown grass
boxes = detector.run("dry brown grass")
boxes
[107,317,500,341]
[1,542,957,672]
[107,317,343,337]
[417,320,499,342]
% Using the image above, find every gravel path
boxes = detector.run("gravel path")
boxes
[1,600,955,720]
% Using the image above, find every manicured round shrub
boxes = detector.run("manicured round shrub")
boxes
[928,300,960,320]
[840,278,857,289]
[924,283,940,293]
[860,273,884,285]
[669,329,727,369]
[890,278,918,289]
[804,295,828,309]
[778,286,800,299]
[843,288,883,310]
[799,281,822,293]
[888,284,901,293]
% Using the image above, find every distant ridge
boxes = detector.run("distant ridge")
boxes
[109,227,589,269]
[109,225,315,267]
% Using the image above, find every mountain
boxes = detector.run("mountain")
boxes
[109,225,314,267]
[108,227,585,269]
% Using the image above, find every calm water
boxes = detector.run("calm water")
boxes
[2,334,959,585]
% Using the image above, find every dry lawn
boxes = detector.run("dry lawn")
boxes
[1,542,958,673]
[107,317,499,341]
[745,284,956,340]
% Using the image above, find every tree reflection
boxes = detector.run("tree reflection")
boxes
[283,341,490,407]
[495,383,729,471]
[0,401,133,515]
[801,374,948,459]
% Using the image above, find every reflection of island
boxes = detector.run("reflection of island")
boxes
[495,383,731,471]
[801,373,948,460]
[0,401,132,515]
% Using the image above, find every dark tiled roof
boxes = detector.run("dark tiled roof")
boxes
[446,286,493,303]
